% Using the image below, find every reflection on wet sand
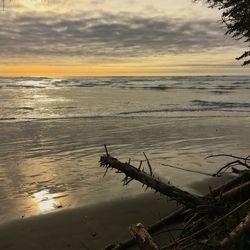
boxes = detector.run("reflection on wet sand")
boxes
[1,116,250,223]
[32,190,61,213]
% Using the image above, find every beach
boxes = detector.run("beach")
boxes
[1,0,250,247]
[0,76,250,248]
[0,172,236,250]
[0,192,179,250]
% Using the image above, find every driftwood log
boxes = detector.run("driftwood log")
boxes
[104,207,186,250]
[100,154,212,209]
[211,171,250,197]
[220,181,250,202]
[161,199,250,250]
[100,148,250,250]
[129,223,160,250]
[220,208,250,247]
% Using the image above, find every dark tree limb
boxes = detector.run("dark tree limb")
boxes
[143,152,153,176]
[213,160,250,177]
[221,181,250,202]
[100,154,211,209]
[211,172,250,197]
[206,154,250,176]
[206,154,250,162]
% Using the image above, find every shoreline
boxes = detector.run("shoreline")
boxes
[0,174,235,250]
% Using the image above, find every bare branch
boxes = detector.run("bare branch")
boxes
[143,152,153,176]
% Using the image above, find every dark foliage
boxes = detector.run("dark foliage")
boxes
[196,0,250,65]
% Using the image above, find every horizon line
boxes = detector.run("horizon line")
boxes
[1,74,250,78]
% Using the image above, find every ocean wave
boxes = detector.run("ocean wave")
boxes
[119,100,250,116]
[0,115,116,123]
[193,100,250,108]
[1,76,250,122]
[0,117,16,121]
[3,84,46,89]
[118,107,222,115]
[1,99,250,122]
[1,76,250,90]
[118,109,190,115]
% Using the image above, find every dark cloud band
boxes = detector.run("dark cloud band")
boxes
[0,11,238,59]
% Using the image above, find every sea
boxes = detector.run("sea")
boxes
[0,75,250,223]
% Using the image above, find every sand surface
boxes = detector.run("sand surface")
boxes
[0,174,235,250]
[0,192,178,250]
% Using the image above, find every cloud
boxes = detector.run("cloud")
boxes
[0,11,239,61]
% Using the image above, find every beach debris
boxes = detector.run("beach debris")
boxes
[100,147,214,210]
[103,207,186,250]
[219,208,250,248]
[100,146,250,250]
[129,223,159,250]
[206,154,250,177]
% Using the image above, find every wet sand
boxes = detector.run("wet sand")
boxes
[0,173,237,250]
[0,192,178,250]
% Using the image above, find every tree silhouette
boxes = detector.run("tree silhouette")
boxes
[196,0,250,66]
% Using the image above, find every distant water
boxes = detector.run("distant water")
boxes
[1,76,250,121]
[0,76,250,222]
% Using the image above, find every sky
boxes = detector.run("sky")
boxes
[0,0,249,76]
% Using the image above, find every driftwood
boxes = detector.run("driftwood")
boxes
[101,148,250,250]
[221,181,250,201]
[207,154,250,177]
[105,207,186,250]
[106,172,250,250]
[220,208,250,247]
[186,208,250,249]
[129,223,160,250]
[161,199,250,250]
[100,154,211,209]
[211,172,250,197]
